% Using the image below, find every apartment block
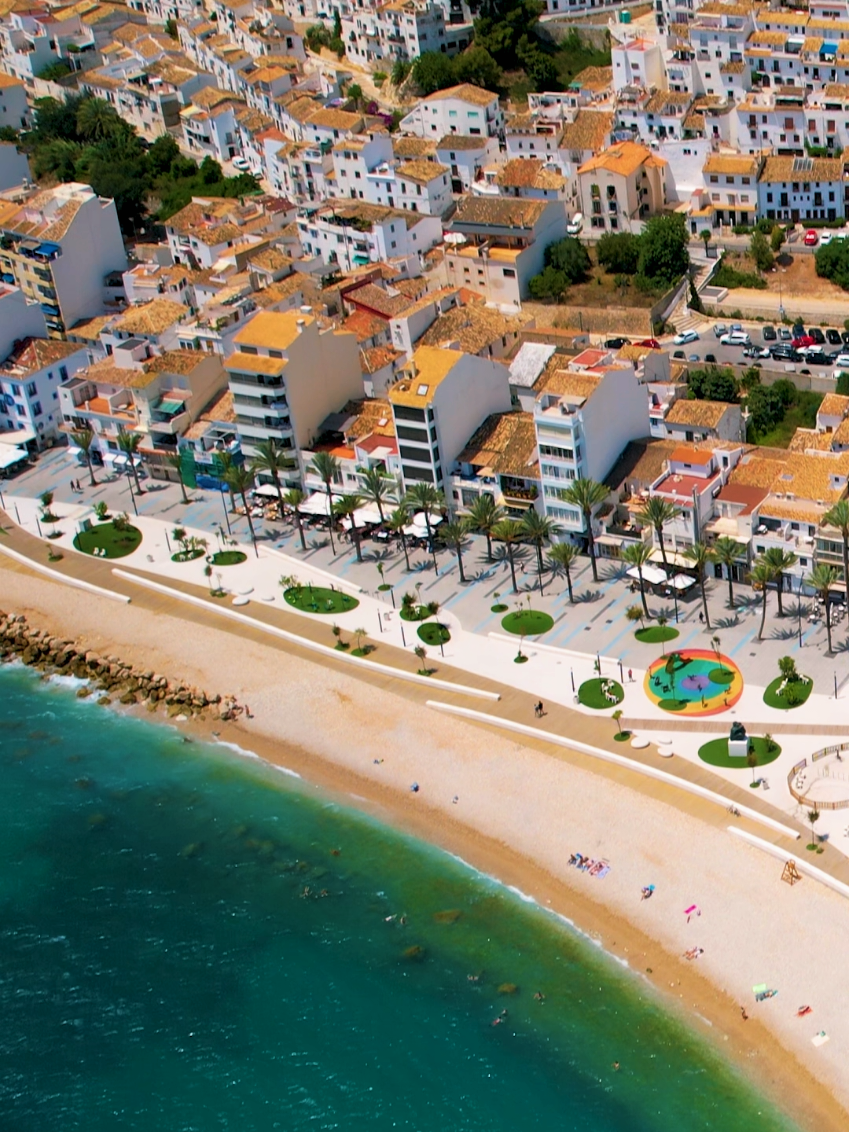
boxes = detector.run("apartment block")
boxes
[399,83,504,140]
[296,201,442,273]
[0,336,89,451]
[578,141,667,233]
[225,309,361,460]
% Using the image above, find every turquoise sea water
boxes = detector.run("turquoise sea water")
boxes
[0,664,801,1132]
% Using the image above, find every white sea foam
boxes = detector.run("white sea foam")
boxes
[214,738,301,778]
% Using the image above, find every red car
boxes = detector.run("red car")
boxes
[636,338,661,349]
[791,334,814,350]
[804,229,819,246]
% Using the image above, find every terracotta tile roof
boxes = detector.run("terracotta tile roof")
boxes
[720,60,747,74]
[760,155,843,182]
[768,451,849,504]
[495,158,564,190]
[388,346,461,406]
[183,388,235,438]
[704,153,761,176]
[397,159,448,184]
[645,88,693,113]
[823,82,849,100]
[604,439,678,489]
[456,410,538,479]
[560,110,613,152]
[68,313,115,341]
[0,70,22,90]
[345,282,411,318]
[714,482,767,514]
[578,140,665,177]
[537,357,600,400]
[452,196,548,228]
[143,350,207,376]
[247,246,291,273]
[343,308,390,342]
[341,397,396,440]
[729,451,789,488]
[570,65,613,91]
[748,30,788,45]
[436,134,488,151]
[393,136,437,158]
[683,112,705,133]
[818,393,849,417]
[307,107,363,131]
[419,302,529,355]
[360,345,402,375]
[0,337,82,375]
[425,83,498,107]
[666,398,733,428]
[759,497,825,523]
[787,427,835,454]
[113,299,187,337]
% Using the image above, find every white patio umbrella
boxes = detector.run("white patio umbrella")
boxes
[253,483,279,498]
[299,492,333,516]
[411,511,443,530]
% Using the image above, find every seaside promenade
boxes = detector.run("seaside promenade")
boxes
[4,495,849,895]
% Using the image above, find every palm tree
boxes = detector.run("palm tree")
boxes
[76,97,122,141]
[414,644,428,674]
[763,547,798,618]
[224,463,257,553]
[808,808,820,848]
[665,651,680,701]
[334,493,365,562]
[166,451,189,504]
[712,536,744,608]
[612,708,624,739]
[71,427,97,487]
[492,517,526,593]
[386,505,411,571]
[684,541,715,629]
[521,510,559,596]
[216,449,238,512]
[636,496,681,574]
[821,499,849,594]
[360,466,394,523]
[622,542,653,620]
[748,556,776,640]
[563,478,609,583]
[466,494,505,561]
[251,438,292,514]
[808,563,840,654]
[547,541,579,603]
[309,451,342,555]
[284,488,307,552]
[117,431,143,493]
[626,603,644,633]
[404,482,445,573]
[440,519,471,583]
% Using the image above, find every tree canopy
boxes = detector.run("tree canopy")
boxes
[636,213,690,289]
[23,94,260,234]
[816,239,849,290]
[527,236,590,298]
[687,367,739,403]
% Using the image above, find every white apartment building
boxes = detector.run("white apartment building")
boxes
[533,352,649,536]
[387,345,511,491]
[342,0,470,68]
[0,71,27,131]
[444,197,567,309]
[758,154,847,222]
[577,141,667,233]
[399,83,504,140]
[436,134,499,192]
[297,201,442,273]
[733,88,806,155]
[0,9,93,84]
[0,182,127,336]
[611,36,665,93]
[698,151,761,228]
[0,336,90,450]
[640,446,725,561]
[265,135,333,201]
[616,88,694,142]
[225,310,361,459]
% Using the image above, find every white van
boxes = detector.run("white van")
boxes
[566,213,583,236]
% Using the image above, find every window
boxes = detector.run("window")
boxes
[59,365,67,381]
[32,401,42,416]
[26,381,36,396]
[502,267,516,278]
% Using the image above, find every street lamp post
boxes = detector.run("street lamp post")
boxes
[125,465,138,517]
[220,485,232,536]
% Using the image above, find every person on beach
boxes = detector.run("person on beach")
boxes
[628,669,633,682]
[741,1007,749,1021]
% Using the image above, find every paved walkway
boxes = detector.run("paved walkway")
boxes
[7,503,849,893]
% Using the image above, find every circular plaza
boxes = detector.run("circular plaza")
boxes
[644,649,743,716]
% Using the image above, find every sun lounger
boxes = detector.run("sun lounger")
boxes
[812,1032,829,1047]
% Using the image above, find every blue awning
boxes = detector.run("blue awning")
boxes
[35,241,61,257]
[822,41,838,53]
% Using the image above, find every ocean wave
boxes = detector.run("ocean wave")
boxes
[214,738,301,778]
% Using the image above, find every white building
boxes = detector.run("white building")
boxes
[296,201,442,273]
[437,134,500,192]
[0,71,28,131]
[342,0,470,68]
[225,309,362,459]
[399,83,504,140]
[387,344,511,491]
[0,335,90,450]
[758,154,847,223]
[0,182,127,336]
[532,351,650,536]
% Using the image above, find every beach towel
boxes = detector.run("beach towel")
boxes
[812,1032,829,1048]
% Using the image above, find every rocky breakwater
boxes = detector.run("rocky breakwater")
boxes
[0,610,227,719]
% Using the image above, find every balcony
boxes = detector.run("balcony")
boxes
[149,410,190,436]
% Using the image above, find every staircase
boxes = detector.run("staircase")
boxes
[669,260,714,334]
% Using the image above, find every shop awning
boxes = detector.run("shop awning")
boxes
[0,445,26,469]
[626,563,667,586]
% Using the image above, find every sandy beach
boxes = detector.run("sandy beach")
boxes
[3,561,848,1132]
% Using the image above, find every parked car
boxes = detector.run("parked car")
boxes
[704,353,717,363]
[673,350,686,359]
[821,231,835,246]
[827,328,842,345]
[673,329,700,345]
[720,331,750,346]
[804,351,832,366]
[808,327,826,344]
[779,327,791,341]
[841,331,849,346]
[231,156,251,171]
[713,323,727,338]
[833,353,849,368]
[804,229,819,246]
[791,335,814,350]
[637,338,661,349]
[771,345,801,362]
[566,212,583,235]
[744,346,771,359]
[688,353,700,362]
[730,323,743,333]
[762,325,777,341]
[605,337,629,349]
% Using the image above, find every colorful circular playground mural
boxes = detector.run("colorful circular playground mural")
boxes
[644,649,743,716]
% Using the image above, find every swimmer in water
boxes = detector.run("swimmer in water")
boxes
[612,1062,620,1071]
[533,991,545,1002]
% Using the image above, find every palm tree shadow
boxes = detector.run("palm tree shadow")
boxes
[574,589,602,604]
[734,594,762,611]
[769,626,799,641]
[714,615,741,629]
[600,565,628,583]
[831,637,849,654]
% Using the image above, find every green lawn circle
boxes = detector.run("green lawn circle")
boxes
[284,585,360,615]
[491,603,508,613]
[73,521,142,559]
[658,698,688,712]
[501,610,554,636]
[698,735,782,768]
[417,621,450,646]
[401,605,429,622]
[709,667,735,685]
[211,550,247,566]
[171,548,205,563]
[763,675,812,710]
[578,678,624,709]
[635,625,680,644]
